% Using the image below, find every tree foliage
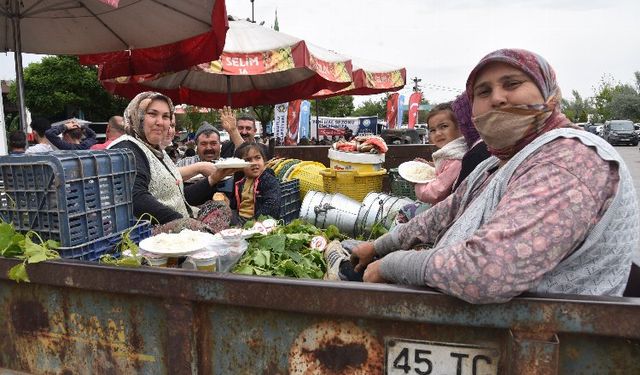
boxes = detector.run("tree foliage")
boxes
[311,96,354,117]
[608,88,640,122]
[589,72,640,122]
[8,55,127,122]
[177,107,219,133]
[351,96,387,118]
[561,71,640,123]
[561,90,593,122]
[252,105,274,133]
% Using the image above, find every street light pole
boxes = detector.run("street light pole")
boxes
[412,76,422,92]
[250,0,255,23]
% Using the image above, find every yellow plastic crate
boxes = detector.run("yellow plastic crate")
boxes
[320,168,387,202]
[286,161,326,199]
[273,158,298,176]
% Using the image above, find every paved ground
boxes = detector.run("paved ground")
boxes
[614,145,640,204]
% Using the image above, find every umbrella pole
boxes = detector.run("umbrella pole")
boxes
[11,16,28,134]
[226,75,232,107]
[315,98,319,141]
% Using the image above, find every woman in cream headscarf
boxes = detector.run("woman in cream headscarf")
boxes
[109,92,233,232]
[348,49,639,303]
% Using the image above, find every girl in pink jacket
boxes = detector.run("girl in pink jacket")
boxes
[414,103,468,204]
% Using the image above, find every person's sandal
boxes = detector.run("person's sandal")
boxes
[323,240,350,281]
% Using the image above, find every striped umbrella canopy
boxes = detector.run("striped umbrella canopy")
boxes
[310,57,406,99]
[2,0,228,131]
[100,19,354,108]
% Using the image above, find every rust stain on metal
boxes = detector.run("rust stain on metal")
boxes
[509,330,559,375]
[262,360,284,375]
[6,293,155,374]
[195,306,213,375]
[164,301,195,374]
[289,321,383,375]
[10,300,48,333]
[303,338,368,372]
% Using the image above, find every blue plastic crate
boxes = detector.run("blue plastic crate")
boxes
[0,150,136,247]
[57,220,152,262]
[280,179,301,224]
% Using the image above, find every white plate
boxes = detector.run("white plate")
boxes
[240,229,260,238]
[214,161,253,169]
[186,174,205,183]
[139,230,216,256]
[398,161,436,184]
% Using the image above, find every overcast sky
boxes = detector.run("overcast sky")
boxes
[1,0,638,107]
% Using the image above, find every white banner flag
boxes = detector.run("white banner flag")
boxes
[273,103,288,143]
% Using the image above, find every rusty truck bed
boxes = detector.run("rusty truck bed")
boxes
[1,258,639,374]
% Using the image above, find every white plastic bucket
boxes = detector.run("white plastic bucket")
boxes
[316,193,361,237]
[300,191,333,226]
[356,192,414,235]
[328,149,385,172]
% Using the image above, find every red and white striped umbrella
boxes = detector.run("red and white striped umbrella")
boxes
[310,57,406,99]
[2,0,228,130]
[100,19,354,108]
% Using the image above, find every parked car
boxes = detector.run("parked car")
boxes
[574,122,589,129]
[602,120,638,146]
[595,124,604,137]
[586,124,599,134]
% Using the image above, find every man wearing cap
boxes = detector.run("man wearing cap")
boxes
[177,122,222,167]
[219,112,271,159]
[176,122,237,194]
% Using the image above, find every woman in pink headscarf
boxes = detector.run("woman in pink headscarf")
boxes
[349,48,639,303]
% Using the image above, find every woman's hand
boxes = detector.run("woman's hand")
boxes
[350,241,376,273]
[194,162,217,177]
[206,166,242,186]
[219,106,237,132]
[207,166,232,186]
[363,260,387,283]
[414,157,434,167]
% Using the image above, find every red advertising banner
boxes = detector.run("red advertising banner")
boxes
[386,93,399,129]
[408,91,422,129]
[287,100,302,144]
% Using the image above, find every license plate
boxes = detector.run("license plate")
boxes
[385,338,499,375]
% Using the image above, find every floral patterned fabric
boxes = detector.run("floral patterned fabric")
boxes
[152,200,231,235]
[375,135,623,303]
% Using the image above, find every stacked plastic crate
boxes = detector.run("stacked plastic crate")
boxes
[279,179,301,224]
[0,150,151,261]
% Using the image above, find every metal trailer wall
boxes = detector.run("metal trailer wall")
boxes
[1,258,639,374]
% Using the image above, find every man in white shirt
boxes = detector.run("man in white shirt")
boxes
[25,117,55,154]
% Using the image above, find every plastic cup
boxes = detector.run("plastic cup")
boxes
[183,251,219,272]
[139,250,168,267]
[145,256,168,267]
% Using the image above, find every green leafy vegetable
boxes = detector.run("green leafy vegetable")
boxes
[324,225,347,241]
[8,263,29,283]
[232,220,327,279]
[99,218,148,268]
[0,223,60,283]
[368,221,388,240]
